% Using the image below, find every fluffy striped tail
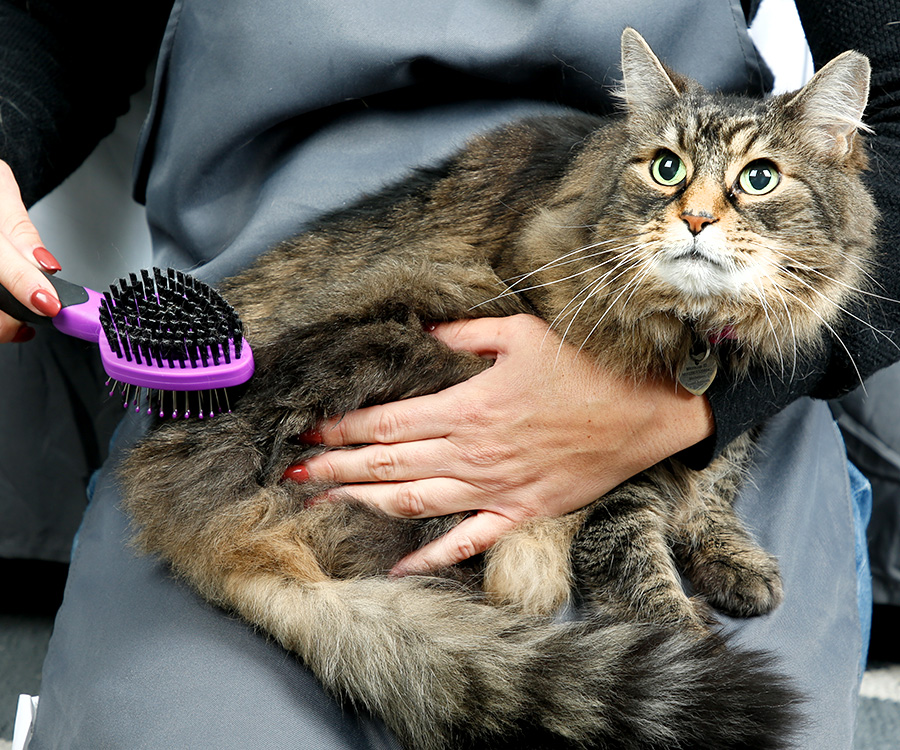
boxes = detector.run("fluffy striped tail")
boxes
[217,573,800,750]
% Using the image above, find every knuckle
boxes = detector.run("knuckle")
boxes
[311,452,341,483]
[3,215,36,242]
[1,266,34,308]
[394,484,427,518]
[448,533,483,563]
[372,408,405,444]
[366,446,400,482]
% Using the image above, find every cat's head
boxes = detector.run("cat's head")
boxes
[556,29,877,370]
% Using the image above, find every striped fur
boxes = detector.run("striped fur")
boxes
[120,30,876,748]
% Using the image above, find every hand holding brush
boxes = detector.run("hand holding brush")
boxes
[0,264,255,419]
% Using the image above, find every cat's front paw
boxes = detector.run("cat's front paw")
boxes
[688,549,784,618]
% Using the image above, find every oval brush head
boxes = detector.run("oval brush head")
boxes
[99,268,255,419]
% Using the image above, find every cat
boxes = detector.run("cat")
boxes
[119,29,876,750]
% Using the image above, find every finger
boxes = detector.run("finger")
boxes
[428,316,512,356]
[429,314,547,356]
[302,438,456,485]
[390,511,519,575]
[0,160,48,258]
[0,233,61,311]
[317,391,458,447]
[326,476,485,519]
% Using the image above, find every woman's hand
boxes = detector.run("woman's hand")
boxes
[293,314,714,575]
[0,159,62,342]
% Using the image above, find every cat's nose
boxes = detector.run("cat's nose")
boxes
[681,212,717,236]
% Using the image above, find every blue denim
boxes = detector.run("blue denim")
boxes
[848,459,873,674]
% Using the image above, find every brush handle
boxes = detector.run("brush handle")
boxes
[0,273,101,342]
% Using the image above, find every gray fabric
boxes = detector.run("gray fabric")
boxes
[30,399,862,748]
[834,362,900,606]
[135,0,770,285]
[0,329,121,561]
[32,414,400,750]
[29,1,863,747]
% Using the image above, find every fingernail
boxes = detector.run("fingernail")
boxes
[33,247,61,273]
[281,464,310,483]
[296,428,323,445]
[389,563,410,578]
[11,325,35,343]
[30,289,61,317]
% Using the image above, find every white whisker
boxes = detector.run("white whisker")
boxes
[542,243,655,340]
[747,276,785,377]
[470,238,647,311]
[765,278,799,381]
[777,266,900,354]
[777,285,867,392]
[575,257,658,358]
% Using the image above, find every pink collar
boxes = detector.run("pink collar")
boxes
[708,325,737,345]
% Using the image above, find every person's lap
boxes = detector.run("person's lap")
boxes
[29,397,863,749]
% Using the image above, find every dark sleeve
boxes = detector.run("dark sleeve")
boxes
[685,0,900,467]
[0,0,172,207]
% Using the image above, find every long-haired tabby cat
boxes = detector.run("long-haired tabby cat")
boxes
[120,29,875,750]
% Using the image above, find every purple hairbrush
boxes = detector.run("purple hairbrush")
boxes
[0,268,254,419]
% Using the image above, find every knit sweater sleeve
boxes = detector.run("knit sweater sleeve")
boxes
[0,1,171,207]
[685,0,900,467]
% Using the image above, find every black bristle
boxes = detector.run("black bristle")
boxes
[98,266,246,376]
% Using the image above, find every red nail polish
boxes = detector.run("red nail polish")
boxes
[33,247,61,273]
[30,289,61,317]
[11,325,35,343]
[296,429,323,445]
[31,289,62,318]
[282,464,310,483]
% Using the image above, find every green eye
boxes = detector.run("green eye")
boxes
[738,160,780,195]
[651,150,687,186]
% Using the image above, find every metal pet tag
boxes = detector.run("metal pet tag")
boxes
[677,343,718,396]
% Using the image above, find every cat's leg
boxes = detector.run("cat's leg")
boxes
[570,479,711,630]
[669,435,784,618]
[481,510,589,615]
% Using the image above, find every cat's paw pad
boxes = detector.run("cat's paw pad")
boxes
[689,551,783,618]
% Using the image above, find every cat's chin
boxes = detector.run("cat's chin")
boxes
[653,244,746,302]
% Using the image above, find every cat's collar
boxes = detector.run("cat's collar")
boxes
[676,324,736,396]
[708,324,737,345]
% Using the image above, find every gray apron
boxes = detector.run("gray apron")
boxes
[30,2,864,747]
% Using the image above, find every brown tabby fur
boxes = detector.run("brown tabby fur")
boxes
[119,30,876,750]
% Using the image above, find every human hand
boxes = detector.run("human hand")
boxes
[290,314,714,575]
[0,159,62,343]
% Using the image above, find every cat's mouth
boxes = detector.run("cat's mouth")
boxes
[654,241,742,297]
[671,246,727,269]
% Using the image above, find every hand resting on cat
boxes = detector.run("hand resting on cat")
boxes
[119,28,875,749]
[299,313,714,575]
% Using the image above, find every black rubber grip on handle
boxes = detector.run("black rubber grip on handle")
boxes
[0,272,89,325]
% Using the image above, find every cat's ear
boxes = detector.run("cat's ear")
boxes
[786,50,871,157]
[619,28,680,115]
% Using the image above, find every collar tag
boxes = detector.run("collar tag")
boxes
[677,339,717,396]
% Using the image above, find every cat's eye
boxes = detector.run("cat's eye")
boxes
[650,151,687,187]
[738,160,780,195]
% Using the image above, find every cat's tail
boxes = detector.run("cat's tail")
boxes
[217,572,800,750]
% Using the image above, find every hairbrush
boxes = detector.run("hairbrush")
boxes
[0,268,254,418]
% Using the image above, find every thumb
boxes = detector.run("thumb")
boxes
[429,314,545,357]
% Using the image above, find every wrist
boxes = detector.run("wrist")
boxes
[641,377,715,466]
